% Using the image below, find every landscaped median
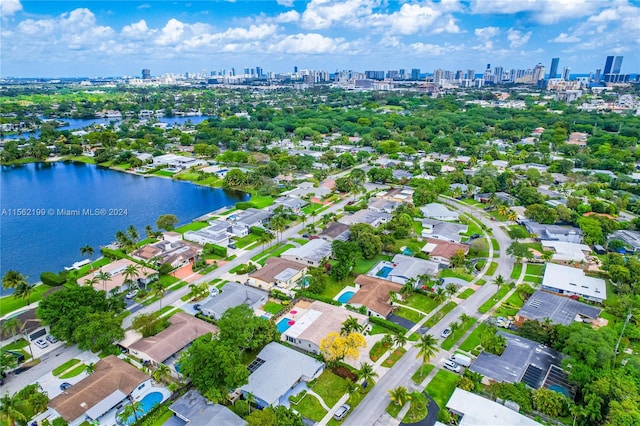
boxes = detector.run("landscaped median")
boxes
[424,301,457,328]
[441,316,477,350]
[477,285,513,314]
[52,358,88,378]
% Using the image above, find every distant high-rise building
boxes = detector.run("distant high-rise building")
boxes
[399,69,405,78]
[411,68,420,80]
[433,69,445,83]
[467,69,475,80]
[142,68,151,79]
[562,67,571,81]
[365,70,385,80]
[603,56,614,76]
[294,66,298,73]
[595,68,602,81]
[532,63,545,83]
[612,56,623,74]
[231,67,236,76]
[387,70,398,80]
[455,70,464,80]
[244,67,250,75]
[494,66,504,82]
[256,66,263,78]
[549,57,560,79]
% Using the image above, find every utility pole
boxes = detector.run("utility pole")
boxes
[613,311,633,368]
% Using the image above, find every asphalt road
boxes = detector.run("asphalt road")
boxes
[344,197,514,426]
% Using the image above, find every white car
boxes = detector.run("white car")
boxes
[125,289,139,299]
[443,359,461,373]
[441,327,452,338]
[34,338,49,349]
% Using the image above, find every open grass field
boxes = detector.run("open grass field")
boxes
[411,364,435,384]
[424,302,457,328]
[459,323,491,352]
[174,221,209,234]
[310,371,347,407]
[457,288,475,299]
[510,263,523,280]
[395,307,424,324]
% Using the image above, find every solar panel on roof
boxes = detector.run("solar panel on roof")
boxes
[247,357,265,373]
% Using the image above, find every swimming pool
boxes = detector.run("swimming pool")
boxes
[277,317,294,333]
[376,266,394,278]
[337,291,355,304]
[119,391,163,425]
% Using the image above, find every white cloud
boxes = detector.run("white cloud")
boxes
[273,10,300,23]
[1,0,22,16]
[507,28,531,48]
[156,19,186,45]
[469,0,600,24]
[300,0,378,30]
[276,0,294,6]
[369,3,460,35]
[268,33,348,54]
[121,20,154,40]
[550,32,580,43]
[410,42,463,56]
[475,26,500,38]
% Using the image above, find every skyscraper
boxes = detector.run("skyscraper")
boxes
[549,57,560,79]
[411,68,420,80]
[612,56,623,74]
[603,56,614,76]
[294,66,298,73]
[142,69,151,79]
[595,68,602,81]
[532,63,545,83]
[467,69,475,80]
[562,67,571,81]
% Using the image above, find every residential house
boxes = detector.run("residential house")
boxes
[446,388,540,426]
[248,257,307,291]
[281,301,368,355]
[200,282,268,320]
[280,181,331,199]
[167,389,246,426]
[367,197,401,214]
[272,196,307,213]
[281,239,332,267]
[183,220,232,247]
[0,306,51,344]
[351,275,402,318]
[232,208,273,230]
[523,221,583,244]
[420,219,468,243]
[241,342,324,408]
[318,222,351,242]
[516,290,601,326]
[132,239,202,269]
[152,154,206,170]
[420,203,460,221]
[540,240,592,264]
[567,132,588,146]
[541,263,606,303]
[338,209,391,227]
[48,356,150,426]
[124,313,218,371]
[392,169,414,181]
[380,187,414,203]
[77,259,157,294]
[421,239,469,265]
[609,230,640,252]
[368,254,439,286]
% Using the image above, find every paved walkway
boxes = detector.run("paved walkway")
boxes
[306,389,330,411]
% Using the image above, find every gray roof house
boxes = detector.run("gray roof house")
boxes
[338,209,391,228]
[242,342,324,408]
[368,197,401,214]
[281,181,331,199]
[200,282,268,320]
[318,222,351,242]
[167,389,246,426]
[420,203,460,221]
[516,290,601,326]
[388,254,440,284]
[232,208,273,229]
[281,239,332,267]
[523,221,583,244]
[183,220,232,246]
[609,230,640,252]
[273,196,308,212]
[446,388,539,426]
[541,263,606,303]
[420,219,468,243]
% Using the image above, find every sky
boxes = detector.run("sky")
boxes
[1,0,638,78]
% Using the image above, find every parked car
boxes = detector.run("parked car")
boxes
[193,304,201,311]
[60,382,72,391]
[302,233,309,238]
[13,366,32,375]
[228,244,237,250]
[443,359,461,373]
[210,287,219,297]
[333,404,351,421]
[34,338,49,349]
[469,233,480,239]
[441,327,452,338]
[46,335,58,344]
[126,289,138,299]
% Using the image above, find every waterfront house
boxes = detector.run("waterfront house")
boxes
[77,259,157,294]
[132,239,202,269]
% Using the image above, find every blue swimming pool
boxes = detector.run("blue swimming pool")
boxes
[119,392,163,425]
[277,317,294,333]
[376,266,394,278]
[337,291,355,304]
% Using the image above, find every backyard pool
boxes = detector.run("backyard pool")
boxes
[118,391,163,425]
[376,266,394,278]
[337,291,355,304]
[277,317,294,333]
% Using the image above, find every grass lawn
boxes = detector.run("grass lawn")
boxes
[174,221,209,234]
[257,244,294,266]
[158,274,180,287]
[250,242,283,262]
[411,364,435,384]
[439,268,474,282]
[476,279,486,286]
[486,262,498,275]
[369,341,390,362]
[458,288,475,299]
[524,275,543,284]
[425,370,460,412]
[442,317,477,350]
[2,338,29,351]
[60,363,87,379]
[0,285,52,317]
[459,323,491,352]
[510,263,523,280]
[292,393,327,422]
[395,307,424,324]
[353,254,391,275]
[383,348,407,368]
[326,387,369,426]
[248,192,275,209]
[153,170,176,177]
[302,203,324,215]
[53,359,81,376]
[478,285,512,314]
[525,264,545,276]
[310,371,347,407]
[290,238,309,245]
[386,401,404,418]
[67,257,112,279]
[403,293,439,314]
[263,301,284,315]
[424,301,457,328]
[462,217,483,237]
[491,239,500,253]
[234,233,261,249]
[321,275,351,299]
[403,391,428,424]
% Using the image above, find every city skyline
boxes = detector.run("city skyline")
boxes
[1,0,638,78]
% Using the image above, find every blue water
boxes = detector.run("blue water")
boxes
[376,266,394,278]
[120,391,163,425]
[277,317,293,333]
[337,291,355,304]
[0,162,248,292]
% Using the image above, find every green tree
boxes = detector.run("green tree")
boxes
[0,392,27,426]
[132,312,169,337]
[217,305,277,352]
[118,401,143,424]
[506,242,531,263]
[96,270,111,293]
[269,216,287,243]
[415,334,439,376]
[341,316,364,336]
[393,332,408,349]
[388,386,411,406]
[358,362,379,388]
[2,270,27,292]
[80,245,95,269]
[156,214,179,232]
[355,232,382,259]
[150,281,167,308]
[122,263,140,289]
[152,363,171,384]
[258,231,275,251]
[73,311,124,352]
[531,388,567,417]
[85,362,96,374]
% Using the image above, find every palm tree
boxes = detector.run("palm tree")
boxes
[415,334,439,376]
[259,231,275,251]
[150,281,167,308]
[400,282,414,301]
[269,216,287,243]
[507,210,518,222]
[127,225,140,243]
[97,270,111,293]
[123,264,141,290]
[381,334,393,348]
[344,380,359,395]
[152,363,171,383]
[449,321,461,335]
[85,362,96,374]
[445,283,458,300]
[393,333,407,349]
[434,287,447,305]
[80,245,95,269]
[388,386,411,407]
[145,225,155,239]
[2,270,27,292]
[358,362,378,388]
[0,393,27,426]
[497,205,509,217]
[1,318,21,343]
[84,276,99,289]
[244,392,256,416]
[341,316,363,336]
[118,401,143,424]
[14,282,35,305]
[493,274,506,291]
[460,313,471,323]
[115,230,130,249]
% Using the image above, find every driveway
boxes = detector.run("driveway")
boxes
[387,314,416,330]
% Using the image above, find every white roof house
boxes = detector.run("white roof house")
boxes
[541,263,606,303]
[446,388,539,426]
[420,203,459,221]
[540,240,592,263]
[242,343,324,408]
[281,239,332,267]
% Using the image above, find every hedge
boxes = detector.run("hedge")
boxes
[204,243,227,257]
[298,292,342,306]
[40,271,67,287]
[236,201,256,210]
[270,289,292,301]
[369,316,408,334]
[250,226,266,236]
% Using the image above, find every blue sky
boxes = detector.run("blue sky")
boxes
[1,0,638,77]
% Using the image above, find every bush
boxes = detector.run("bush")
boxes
[344,203,365,212]
[369,316,408,335]
[298,292,341,306]
[40,271,67,287]
[271,289,292,301]
[204,244,227,257]
[236,201,256,210]
[250,226,266,236]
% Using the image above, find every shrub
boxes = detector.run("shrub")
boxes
[271,289,292,301]
[205,244,227,257]
[236,201,256,210]
[331,365,358,382]
[250,226,266,236]
[298,292,341,306]
[369,317,408,334]
[40,271,67,287]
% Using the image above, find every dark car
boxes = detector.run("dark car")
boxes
[469,233,480,239]
[193,304,201,311]
[60,382,72,391]
[13,366,32,375]
[228,244,237,250]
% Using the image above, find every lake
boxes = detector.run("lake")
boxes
[0,162,247,292]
